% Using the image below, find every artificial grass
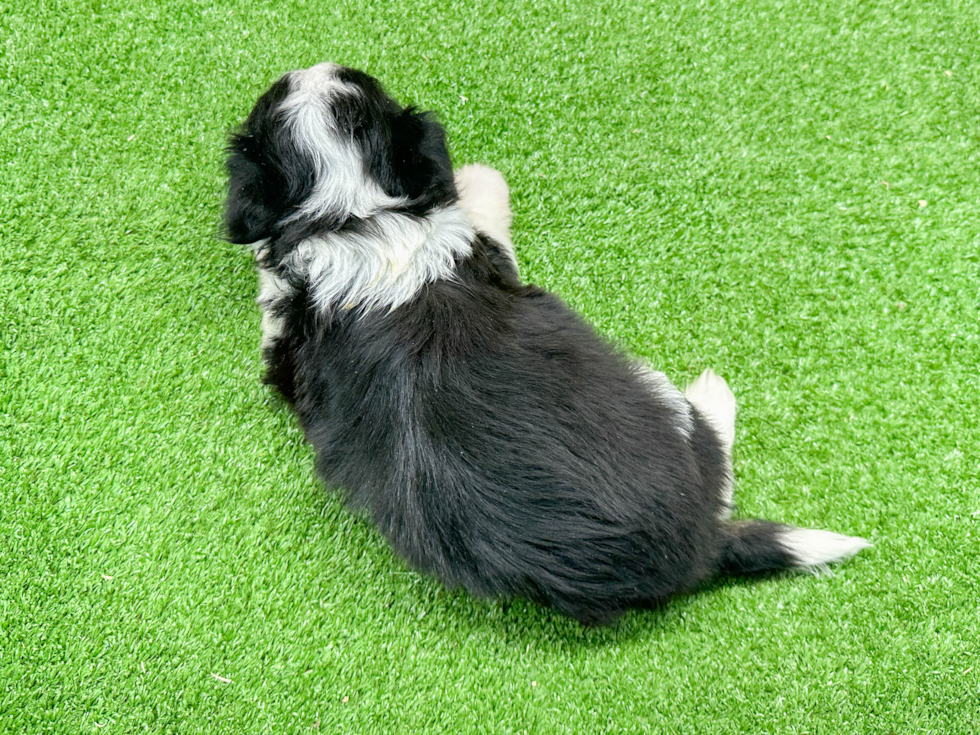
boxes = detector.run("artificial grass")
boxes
[2,0,978,731]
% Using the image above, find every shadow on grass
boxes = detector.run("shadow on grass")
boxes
[362,543,806,653]
[258,390,802,650]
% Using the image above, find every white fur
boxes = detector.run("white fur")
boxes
[256,266,293,348]
[270,64,477,317]
[283,63,405,222]
[779,527,872,571]
[634,365,695,440]
[250,239,293,349]
[282,205,475,314]
[455,164,517,273]
[684,368,737,518]
[684,368,736,451]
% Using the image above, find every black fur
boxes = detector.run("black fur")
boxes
[224,65,848,624]
[334,67,456,211]
[225,77,306,246]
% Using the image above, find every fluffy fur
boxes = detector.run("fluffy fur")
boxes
[225,63,870,624]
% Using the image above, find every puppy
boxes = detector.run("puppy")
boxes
[225,63,869,624]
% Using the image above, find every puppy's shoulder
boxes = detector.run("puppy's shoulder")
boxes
[457,233,521,290]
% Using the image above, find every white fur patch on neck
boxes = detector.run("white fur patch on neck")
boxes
[283,205,475,314]
[281,63,405,222]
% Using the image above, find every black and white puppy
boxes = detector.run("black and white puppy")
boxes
[225,63,869,624]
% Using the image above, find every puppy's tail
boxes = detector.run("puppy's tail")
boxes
[718,520,870,576]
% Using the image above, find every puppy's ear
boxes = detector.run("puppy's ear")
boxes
[225,76,300,244]
[225,135,279,244]
[383,108,456,206]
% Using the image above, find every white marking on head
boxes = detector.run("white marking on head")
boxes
[280,63,405,222]
[283,205,474,314]
[779,527,872,572]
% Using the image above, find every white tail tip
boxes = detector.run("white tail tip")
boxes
[779,527,872,571]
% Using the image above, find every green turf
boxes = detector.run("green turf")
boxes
[2,0,979,731]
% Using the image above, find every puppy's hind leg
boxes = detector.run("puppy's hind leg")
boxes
[685,369,736,451]
[455,164,517,274]
[633,364,696,441]
[690,371,872,573]
[685,369,737,518]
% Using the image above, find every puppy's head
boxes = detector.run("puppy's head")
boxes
[225,63,456,246]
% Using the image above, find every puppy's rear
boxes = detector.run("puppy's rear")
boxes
[225,63,869,624]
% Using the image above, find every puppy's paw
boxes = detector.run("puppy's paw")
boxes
[455,164,515,264]
[685,368,736,450]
